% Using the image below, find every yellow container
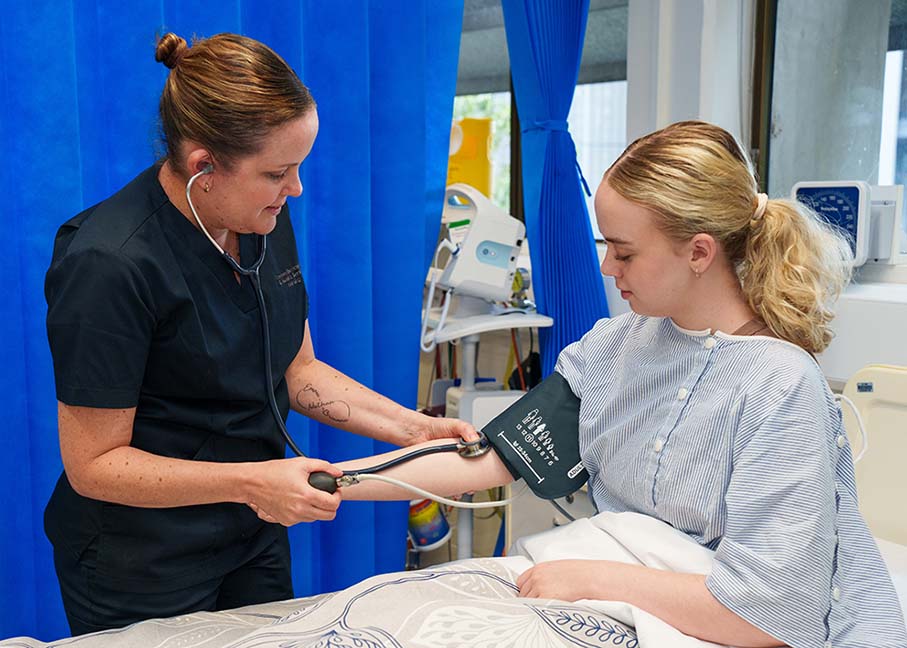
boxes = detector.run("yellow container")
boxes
[447,117,493,198]
[408,498,451,552]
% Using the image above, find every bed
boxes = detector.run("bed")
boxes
[841,364,907,622]
[6,508,903,648]
[0,512,738,648]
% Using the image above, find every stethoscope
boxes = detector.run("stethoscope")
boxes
[185,166,512,508]
[187,165,291,454]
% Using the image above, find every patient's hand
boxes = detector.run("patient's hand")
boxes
[517,559,613,602]
[244,457,343,526]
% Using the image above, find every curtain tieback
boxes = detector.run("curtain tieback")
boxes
[521,119,568,133]
[521,119,591,197]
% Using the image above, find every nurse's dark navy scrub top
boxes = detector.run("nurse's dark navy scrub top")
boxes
[44,164,307,592]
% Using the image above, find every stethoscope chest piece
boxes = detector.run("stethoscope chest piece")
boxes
[456,434,490,458]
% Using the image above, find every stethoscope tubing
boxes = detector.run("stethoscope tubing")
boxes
[186,166,302,457]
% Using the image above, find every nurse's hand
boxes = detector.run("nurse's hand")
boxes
[406,415,479,445]
[245,457,343,526]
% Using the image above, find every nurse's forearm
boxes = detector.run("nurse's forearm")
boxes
[67,445,248,506]
[338,439,515,500]
[67,444,285,508]
[57,403,256,507]
[286,357,429,445]
[58,402,341,522]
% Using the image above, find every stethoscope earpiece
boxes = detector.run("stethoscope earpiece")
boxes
[185,166,266,274]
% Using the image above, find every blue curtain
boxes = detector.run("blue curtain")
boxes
[0,0,462,640]
[501,0,609,374]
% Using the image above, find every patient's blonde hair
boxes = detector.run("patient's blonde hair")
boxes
[605,120,852,354]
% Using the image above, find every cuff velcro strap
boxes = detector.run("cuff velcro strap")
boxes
[482,372,588,500]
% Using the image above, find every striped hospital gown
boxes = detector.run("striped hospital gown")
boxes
[555,313,907,648]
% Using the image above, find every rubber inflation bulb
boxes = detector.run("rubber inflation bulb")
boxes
[308,471,338,494]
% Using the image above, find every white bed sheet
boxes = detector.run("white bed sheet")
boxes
[876,537,907,621]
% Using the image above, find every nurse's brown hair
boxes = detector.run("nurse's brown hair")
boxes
[604,120,852,354]
[155,32,315,171]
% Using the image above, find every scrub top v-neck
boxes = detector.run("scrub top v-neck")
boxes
[44,164,308,591]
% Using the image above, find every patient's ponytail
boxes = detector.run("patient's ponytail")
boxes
[740,198,852,354]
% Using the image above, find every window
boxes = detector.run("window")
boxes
[455,0,629,233]
[569,81,627,238]
[880,48,907,255]
[452,93,512,212]
[768,0,907,253]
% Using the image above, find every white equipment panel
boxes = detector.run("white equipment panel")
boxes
[841,364,907,545]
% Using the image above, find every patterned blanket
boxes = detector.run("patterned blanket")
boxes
[0,558,639,648]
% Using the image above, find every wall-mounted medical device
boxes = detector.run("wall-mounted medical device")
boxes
[794,182,907,389]
[792,181,907,267]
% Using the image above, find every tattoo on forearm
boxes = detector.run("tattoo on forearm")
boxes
[295,383,351,423]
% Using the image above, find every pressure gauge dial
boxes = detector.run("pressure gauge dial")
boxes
[792,181,870,266]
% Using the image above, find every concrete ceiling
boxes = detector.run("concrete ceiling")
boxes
[457,0,629,95]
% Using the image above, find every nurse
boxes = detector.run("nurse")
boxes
[44,32,474,635]
[328,122,907,647]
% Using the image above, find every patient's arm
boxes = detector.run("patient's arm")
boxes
[518,560,784,647]
[338,438,515,500]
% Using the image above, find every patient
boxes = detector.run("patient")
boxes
[252,121,907,648]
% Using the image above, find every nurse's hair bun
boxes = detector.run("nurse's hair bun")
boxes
[155,33,189,69]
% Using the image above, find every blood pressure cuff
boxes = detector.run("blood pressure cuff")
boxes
[482,372,588,499]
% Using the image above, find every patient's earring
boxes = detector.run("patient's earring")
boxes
[203,183,210,193]
[693,268,701,278]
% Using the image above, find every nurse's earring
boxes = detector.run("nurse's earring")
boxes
[693,268,702,278]
[198,161,214,193]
